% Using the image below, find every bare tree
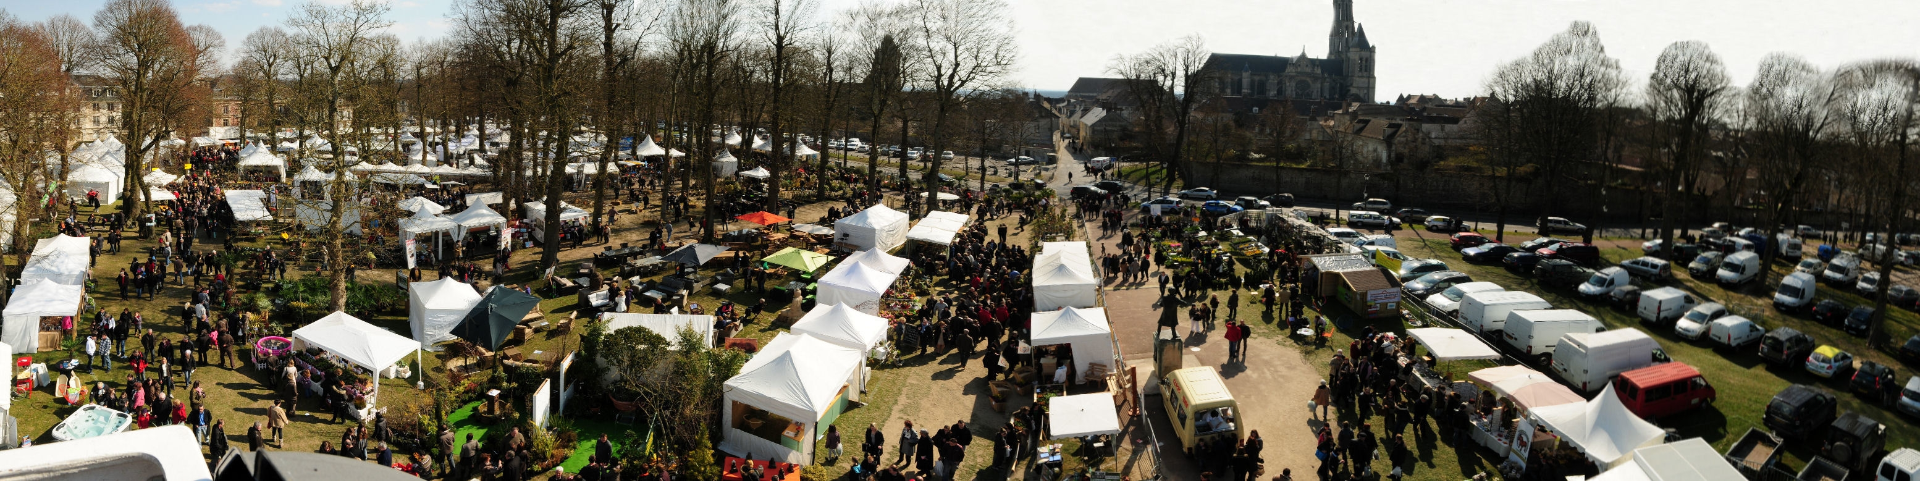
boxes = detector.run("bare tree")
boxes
[289,0,392,310]
[1481,21,1627,241]
[1646,39,1732,249]
[665,0,743,242]
[33,14,94,190]
[1831,60,1920,345]
[94,0,220,224]
[1109,35,1209,198]
[758,0,816,211]
[1742,53,1839,286]
[808,22,848,199]
[0,16,81,302]
[845,2,904,193]
[236,27,293,144]
[906,0,1017,217]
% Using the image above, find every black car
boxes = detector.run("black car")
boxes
[1822,412,1888,472]
[1404,271,1472,297]
[1534,259,1589,289]
[1504,252,1542,272]
[1395,208,1431,223]
[1844,307,1876,337]
[1608,285,1642,309]
[1852,361,1897,405]
[1518,237,1567,251]
[1093,180,1127,193]
[1891,285,1920,309]
[1759,327,1818,367]
[1901,335,1920,363]
[1764,385,1839,441]
[1464,244,1520,263]
[1812,300,1849,325]
[1262,193,1295,208]
[1069,185,1108,199]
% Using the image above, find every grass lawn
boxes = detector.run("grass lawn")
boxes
[1392,230,1920,469]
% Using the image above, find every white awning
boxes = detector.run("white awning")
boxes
[226,190,273,221]
[291,311,418,373]
[1048,393,1121,439]
[1407,328,1501,361]
[790,303,889,351]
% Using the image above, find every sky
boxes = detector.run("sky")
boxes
[11,0,1920,100]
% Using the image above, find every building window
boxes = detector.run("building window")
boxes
[92,116,101,127]
[1294,80,1312,99]
[222,105,230,115]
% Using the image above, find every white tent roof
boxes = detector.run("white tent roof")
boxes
[525,200,588,222]
[348,161,378,172]
[1049,393,1122,439]
[723,131,743,146]
[751,136,773,152]
[238,142,261,158]
[400,208,458,236]
[143,169,179,186]
[238,149,283,168]
[407,278,484,348]
[791,302,890,351]
[146,188,176,201]
[450,203,509,234]
[371,173,430,185]
[402,163,433,174]
[466,192,504,205]
[0,425,213,481]
[739,166,771,179]
[2,279,85,354]
[634,135,667,157]
[1407,328,1501,361]
[292,165,332,182]
[793,143,818,157]
[1032,249,1098,311]
[841,248,909,275]
[291,311,418,372]
[816,261,900,315]
[833,204,910,252]
[1594,438,1745,481]
[22,235,92,286]
[724,332,864,422]
[601,313,715,350]
[1530,384,1668,467]
[226,190,273,221]
[1030,307,1114,379]
[668,148,686,158]
[906,211,971,245]
[399,196,447,215]
[1469,365,1559,398]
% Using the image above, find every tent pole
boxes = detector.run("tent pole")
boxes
[416,348,425,389]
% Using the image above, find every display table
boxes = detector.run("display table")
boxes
[720,456,801,481]
[1468,415,1513,457]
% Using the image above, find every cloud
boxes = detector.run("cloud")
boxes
[251,0,282,6]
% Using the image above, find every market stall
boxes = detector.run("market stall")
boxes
[408,278,484,350]
[292,201,362,235]
[21,234,91,286]
[1528,384,1666,468]
[1406,328,1501,361]
[1029,307,1114,386]
[840,248,909,275]
[833,205,909,252]
[1,279,84,353]
[1032,248,1098,311]
[712,149,739,177]
[399,196,447,215]
[790,302,889,352]
[67,163,122,203]
[815,260,900,315]
[905,211,970,245]
[720,332,866,465]
[290,311,419,420]
[1461,365,1588,458]
[448,202,508,241]
[226,190,274,222]
[523,200,588,241]
[399,208,458,257]
[466,192,504,206]
[1048,392,1122,439]
[761,247,832,273]
[237,149,287,181]
[1589,438,1744,481]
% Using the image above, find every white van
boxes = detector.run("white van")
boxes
[1707,316,1766,349]
[1355,234,1398,249]
[1878,447,1920,481]
[1774,272,1818,312]
[1578,267,1631,298]
[1637,287,1701,325]
[1552,329,1666,392]
[1825,254,1862,284]
[1778,234,1804,261]
[1503,309,1604,360]
[1326,227,1362,244]
[1425,282,1504,316]
[1459,291,1552,334]
[1716,251,1762,286]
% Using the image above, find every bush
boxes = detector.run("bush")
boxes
[800,465,841,481]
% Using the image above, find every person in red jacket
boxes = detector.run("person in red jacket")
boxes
[1224,320,1244,362]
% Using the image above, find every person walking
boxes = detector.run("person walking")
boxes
[1312,381,1333,421]
[266,401,289,446]
[1224,321,1243,362]
[438,426,457,477]
[896,421,919,465]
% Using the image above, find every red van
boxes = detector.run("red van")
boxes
[1613,363,1716,419]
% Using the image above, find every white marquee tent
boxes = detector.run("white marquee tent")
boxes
[399,196,447,215]
[815,261,899,315]
[67,163,123,202]
[833,204,909,252]
[1,279,85,354]
[291,311,416,417]
[466,192,504,205]
[524,200,588,223]
[1589,438,1745,481]
[711,149,738,177]
[840,248,909,275]
[226,190,274,221]
[449,203,508,240]
[720,332,866,464]
[1030,307,1114,382]
[292,201,361,234]
[905,211,971,245]
[21,235,91,286]
[1529,384,1668,468]
[1048,393,1122,440]
[791,302,889,352]
[407,278,484,349]
[1406,328,1501,361]
[237,149,287,181]
[143,170,179,187]
[399,208,457,237]
[633,135,667,157]
[739,166,771,179]
[1032,247,1098,311]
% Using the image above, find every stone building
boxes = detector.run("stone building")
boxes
[1201,0,1377,103]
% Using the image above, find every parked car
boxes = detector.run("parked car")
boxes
[1717,251,1764,286]
[1539,216,1589,235]
[1813,300,1852,325]
[1709,316,1767,349]
[1687,251,1725,278]
[1608,285,1643,309]
[1426,282,1504,316]
[1855,361,1898,405]
[1577,267,1631,299]
[1397,259,1450,281]
[1504,252,1543,273]
[1069,185,1108,199]
[1639,287,1703,326]
[1539,242,1601,266]
[1845,306,1876,337]
[1807,345,1856,379]
[1619,256,1673,281]
[1405,271,1472,297]
[1093,180,1128,193]
[1891,285,1920,309]
[1901,335,1920,364]
[1177,187,1218,200]
[1425,216,1467,232]
[939,150,953,160]
[1613,363,1715,419]
[1859,271,1883,294]
[1642,238,1666,257]
[1518,237,1566,251]
[1795,258,1826,275]
[1139,197,1182,213]
[1535,259,1591,289]
[1352,198,1392,211]
[1346,211,1399,228]
[1775,272,1818,312]
[1764,384,1839,441]
[1395,208,1431,223]
[1262,193,1295,207]
[1899,377,1920,417]
[1450,232,1490,250]
[1826,254,1863,285]
[1233,196,1269,210]
[1799,225,1822,237]
[1759,327,1818,367]
[1199,200,1244,215]
[1821,412,1887,472]
[1464,244,1520,263]
[1325,227,1362,244]
[1008,155,1038,165]
[1674,303,1729,341]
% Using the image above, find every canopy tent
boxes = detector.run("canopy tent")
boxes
[739,167,771,179]
[399,209,457,237]
[348,161,378,173]
[792,143,818,157]
[238,142,262,158]
[237,149,287,181]
[1529,384,1667,468]
[290,311,416,374]
[523,200,588,222]
[711,149,738,177]
[1406,328,1502,361]
[736,211,790,226]
[67,163,123,203]
[1506,382,1586,411]
[292,166,332,182]
[402,163,433,175]
[1030,307,1114,381]
[905,211,971,245]
[22,235,92,286]
[466,192,504,205]
[791,223,834,235]
[841,248,910,274]
[370,173,430,185]
[226,190,273,221]
[668,148,686,158]
[407,278,485,349]
[833,204,909,252]
[1048,393,1122,439]
[398,196,447,215]
[452,287,541,352]
[762,247,831,273]
[146,188,177,201]
[722,131,743,146]
[191,136,218,147]
[1032,247,1098,311]
[720,332,866,465]
[1590,438,1745,481]
[143,169,179,187]
[601,313,715,350]
[633,135,667,157]
[916,192,961,201]
[816,261,900,315]
[662,243,729,267]
[2,279,85,353]
[292,201,362,235]
[791,302,889,351]
[751,136,772,152]
[448,203,508,240]
[1468,365,1559,399]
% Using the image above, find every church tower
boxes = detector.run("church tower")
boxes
[1347,23,1376,102]
[1328,0,1355,59]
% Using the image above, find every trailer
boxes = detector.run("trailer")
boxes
[1798,456,1850,481]
[1724,428,1784,480]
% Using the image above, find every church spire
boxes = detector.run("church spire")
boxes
[1353,23,1371,49]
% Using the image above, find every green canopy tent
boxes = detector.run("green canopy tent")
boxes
[762,247,833,272]
[453,287,542,351]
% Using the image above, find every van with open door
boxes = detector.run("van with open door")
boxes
[1158,366,1245,453]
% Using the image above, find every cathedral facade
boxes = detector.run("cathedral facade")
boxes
[1202,0,1377,103]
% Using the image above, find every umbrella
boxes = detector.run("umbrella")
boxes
[661,243,729,267]
[451,287,541,351]
[762,247,832,272]
[736,211,791,226]
[792,223,834,235]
